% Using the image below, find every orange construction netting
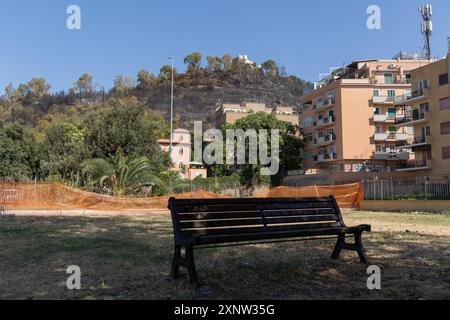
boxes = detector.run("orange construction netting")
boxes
[0,182,224,212]
[0,182,363,212]
[254,183,363,209]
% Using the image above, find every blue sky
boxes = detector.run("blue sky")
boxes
[1,0,449,92]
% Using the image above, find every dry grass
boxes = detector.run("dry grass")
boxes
[0,210,449,300]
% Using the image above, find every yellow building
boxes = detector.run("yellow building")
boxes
[215,100,299,128]
[395,54,450,175]
[299,58,431,177]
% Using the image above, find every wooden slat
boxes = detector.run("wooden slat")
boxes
[181,222,341,237]
[176,202,334,213]
[195,227,344,245]
[178,208,337,221]
[173,197,333,206]
[179,215,339,230]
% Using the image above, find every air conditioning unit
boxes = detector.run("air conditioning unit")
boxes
[388,64,397,69]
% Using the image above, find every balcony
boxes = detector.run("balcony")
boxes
[373,114,400,123]
[317,133,336,147]
[372,96,395,105]
[374,152,410,161]
[394,88,429,106]
[397,160,433,172]
[315,116,336,129]
[396,135,432,149]
[395,109,430,127]
[316,99,335,112]
[374,133,411,142]
[317,153,338,163]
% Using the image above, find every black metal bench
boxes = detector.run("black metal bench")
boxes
[168,196,371,285]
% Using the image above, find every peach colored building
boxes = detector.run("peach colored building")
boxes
[395,54,450,175]
[215,100,299,128]
[158,129,208,180]
[298,58,431,181]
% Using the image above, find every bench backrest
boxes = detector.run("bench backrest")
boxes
[169,197,345,243]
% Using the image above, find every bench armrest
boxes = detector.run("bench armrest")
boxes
[343,225,372,234]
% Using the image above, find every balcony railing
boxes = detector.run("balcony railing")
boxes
[374,152,410,161]
[373,96,395,104]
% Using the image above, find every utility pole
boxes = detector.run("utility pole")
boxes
[168,56,175,194]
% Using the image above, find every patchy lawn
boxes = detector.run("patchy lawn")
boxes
[0,210,449,300]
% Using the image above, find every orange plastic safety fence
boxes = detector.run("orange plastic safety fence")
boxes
[0,182,225,211]
[254,183,363,208]
[0,182,363,212]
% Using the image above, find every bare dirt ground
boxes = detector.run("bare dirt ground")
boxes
[0,210,449,300]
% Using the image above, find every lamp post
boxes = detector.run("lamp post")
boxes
[168,56,174,194]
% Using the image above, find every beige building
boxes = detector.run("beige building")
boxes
[215,100,299,128]
[395,54,450,175]
[158,129,208,180]
[299,58,431,180]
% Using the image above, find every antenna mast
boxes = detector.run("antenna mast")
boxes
[419,4,433,60]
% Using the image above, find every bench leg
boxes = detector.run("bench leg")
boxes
[331,234,345,260]
[331,233,369,264]
[354,233,369,265]
[186,245,199,285]
[171,245,182,279]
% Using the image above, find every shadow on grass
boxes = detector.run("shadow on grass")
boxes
[0,215,449,300]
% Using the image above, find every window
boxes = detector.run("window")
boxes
[373,90,380,97]
[179,147,184,156]
[375,126,381,134]
[384,73,394,84]
[317,97,323,106]
[374,107,380,115]
[376,144,383,153]
[443,147,450,160]
[318,132,324,138]
[303,117,313,128]
[388,108,396,117]
[387,90,396,98]
[389,127,397,133]
[304,133,313,143]
[418,79,429,91]
[441,122,450,135]
[439,73,449,86]
[327,91,335,104]
[440,97,450,110]
[304,151,313,161]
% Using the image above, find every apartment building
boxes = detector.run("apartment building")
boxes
[299,58,430,178]
[158,129,208,180]
[215,101,299,128]
[394,54,450,175]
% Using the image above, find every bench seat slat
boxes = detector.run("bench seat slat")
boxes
[176,202,335,213]
[194,227,346,246]
[179,215,339,229]
[174,197,333,206]
[181,222,341,237]
[178,208,337,221]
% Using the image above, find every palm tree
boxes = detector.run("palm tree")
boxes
[82,155,165,196]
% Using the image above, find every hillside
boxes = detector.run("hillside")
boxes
[0,54,312,129]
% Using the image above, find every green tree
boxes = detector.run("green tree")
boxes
[183,52,203,73]
[218,113,303,188]
[137,69,155,90]
[261,60,278,77]
[111,75,136,96]
[222,54,233,70]
[159,65,177,80]
[74,73,96,101]
[40,122,88,185]
[0,121,41,181]
[206,56,222,72]
[83,105,170,172]
[82,154,165,196]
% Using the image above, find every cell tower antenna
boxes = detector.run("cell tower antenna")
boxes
[419,4,433,60]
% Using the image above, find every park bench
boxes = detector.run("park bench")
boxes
[168,196,371,285]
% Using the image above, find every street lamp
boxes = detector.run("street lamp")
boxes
[168,56,175,194]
